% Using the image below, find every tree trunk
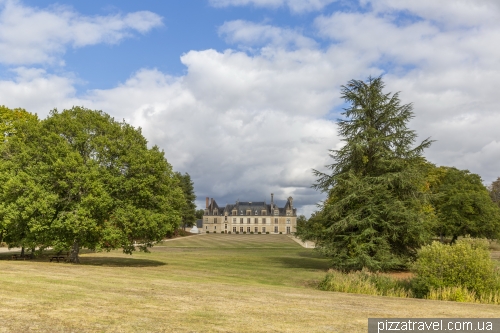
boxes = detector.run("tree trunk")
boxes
[69,240,80,263]
[440,233,444,243]
[21,246,25,257]
[450,234,458,244]
[30,247,35,259]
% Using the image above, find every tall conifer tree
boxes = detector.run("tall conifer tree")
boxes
[300,77,434,271]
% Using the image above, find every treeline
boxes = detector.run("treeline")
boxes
[0,106,196,262]
[296,77,500,272]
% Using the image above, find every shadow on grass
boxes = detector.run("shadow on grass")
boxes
[80,257,167,267]
[271,256,330,271]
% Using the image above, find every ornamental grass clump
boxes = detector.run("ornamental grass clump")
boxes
[318,269,412,298]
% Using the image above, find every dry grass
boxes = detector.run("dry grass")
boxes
[0,234,498,333]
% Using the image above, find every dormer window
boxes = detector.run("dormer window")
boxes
[240,210,243,215]
[255,210,258,215]
[233,210,237,216]
[286,211,291,216]
[274,210,279,216]
[262,210,267,216]
[246,210,251,216]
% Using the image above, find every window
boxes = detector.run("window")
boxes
[274,226,278,233]
[247,218,251,224]
[246,210,251,215]
[240,227,243,232]
[240,218,243,224]
[262,218,266,224]
[214,218,217,223]
[204,218,208,222]
[233,218,236,223]
[254,227,258,233]
[225,216,227,221]
[254,218,258,224]
[233,226,236,232]
[240,210,243,215]
[214,226,216,230]
[262,227,266,233]
[247,227,251,233]
[262,210,267,216]
[274,210,279,216]
[274,218,278,224]
[286,226,291,234]
[255,210,258,215]
[225,224,227,229]
[286,219,290,224]
[233,210,237,216]
[206,226,208,229]
[286,211,291,216]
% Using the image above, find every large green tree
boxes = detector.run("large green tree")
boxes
[297,77,434,272]
[0,106,184,262]
[429,167,500,242]
[174,172,196,230]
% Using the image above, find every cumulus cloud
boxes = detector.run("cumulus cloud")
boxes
[0,0,163,65]
[209,0,338,13]
[313,3,500,183]
[219,20,317,49]
[2,0,500,215]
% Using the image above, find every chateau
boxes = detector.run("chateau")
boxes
[203,194,297,234]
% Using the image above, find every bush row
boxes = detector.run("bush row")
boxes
[319,238,500,305]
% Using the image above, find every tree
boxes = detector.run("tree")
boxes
[0,106,184,262]
[489,177,500,208]
[195,209,204,220]
[0,105,35,143]
[430,167,500,242]
[174,172,196,230]
[299,77,434,272]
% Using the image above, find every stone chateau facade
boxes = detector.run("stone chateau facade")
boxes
[203,194,297,234]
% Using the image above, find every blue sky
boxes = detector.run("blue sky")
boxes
[1,0,500,215]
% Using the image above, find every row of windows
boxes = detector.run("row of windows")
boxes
[207,225,292,234]
[206,218,292,224]
[208,209,292,216]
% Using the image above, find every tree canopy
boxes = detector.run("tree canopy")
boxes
[0,106,185,262]
[428,167,500,242]
[297,77,434,272]
[175,172,197,230]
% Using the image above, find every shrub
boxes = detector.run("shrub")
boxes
[266,232,269,234]
[318,269,412,298]
[258,232,261,234]
[279,232,282,234]
[213,231,217,233]
[236,231,239,234]
[206,231,209,233]
[243,232,246,234]
[228,231,231,234]
[413,238,500,298]
[250,231,254,234]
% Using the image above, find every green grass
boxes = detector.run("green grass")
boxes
[1,234,499,333]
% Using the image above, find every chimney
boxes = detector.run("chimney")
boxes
[206,197,209,209]
[211,198,214,207]
[271,193,274,209]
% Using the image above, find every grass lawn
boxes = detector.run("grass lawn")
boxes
[0,234,498,333]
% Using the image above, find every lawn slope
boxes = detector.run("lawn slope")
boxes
[0,234,497,333]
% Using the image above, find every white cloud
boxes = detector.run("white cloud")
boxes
[209,0,337,13]
[2,0,500,216]
[219,20,317,49]
[0,0,163,65]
